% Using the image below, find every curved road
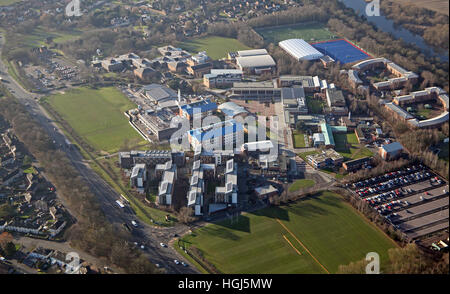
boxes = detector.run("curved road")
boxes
[0,34,197,274]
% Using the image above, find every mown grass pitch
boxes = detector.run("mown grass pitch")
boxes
[179,36,251,60]
[255,22,336,44]
[45,87,146,153]
[180,191,397,274]
[289,179,315,192]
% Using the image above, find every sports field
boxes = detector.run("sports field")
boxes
[180,191,397,274]
[179,36,251,60]
[288,179,315,192]
[255,22,336,44]
[334,133,373,161]
[45,87,146,153]
[312,39,371,64]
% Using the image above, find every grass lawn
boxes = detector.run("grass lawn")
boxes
[179,36,252,60]
[44,87,146,154]
[255,22,336,44]
[306,96,324,114]
[288,179,315,192]
[180,191,397,274]
[0,0,21,6]
[292,130,306,148]
[22,27,83,47]
[334,133,373,161]
[23,166,36,174]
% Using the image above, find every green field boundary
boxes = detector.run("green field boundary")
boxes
[40,100,176,227]
[4,59,35,92]
[174,239,211,274]
[339,198,401,249]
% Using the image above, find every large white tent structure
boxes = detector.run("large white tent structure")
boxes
[279,39,324,61]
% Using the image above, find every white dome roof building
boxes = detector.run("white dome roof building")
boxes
[279,39,324,61]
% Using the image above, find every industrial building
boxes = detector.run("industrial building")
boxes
[137,108,181,141]
[203,69,243,88]
[141,84,178,106]
[228,81,281,101]
[233,49,276,75]
[278,39,324,61]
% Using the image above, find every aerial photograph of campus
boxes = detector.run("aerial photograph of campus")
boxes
[0,0,448,282]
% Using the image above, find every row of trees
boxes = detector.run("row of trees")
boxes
[0,89,157,273]
[207,21,264,48]
[380,0,449,50]
[365,94,449,180]
[338,243,449,274]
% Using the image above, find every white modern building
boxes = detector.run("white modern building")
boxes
[279,39,324,61]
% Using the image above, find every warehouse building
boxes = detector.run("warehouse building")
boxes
[236,55,276,75]
[232,49,276,75]
[279,39,324,61]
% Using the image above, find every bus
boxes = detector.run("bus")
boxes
[115,200,125,208]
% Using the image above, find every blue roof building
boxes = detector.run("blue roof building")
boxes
[188,119,245,150]
[179,99,217,120]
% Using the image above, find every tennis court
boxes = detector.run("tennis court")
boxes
[312,39,371,64]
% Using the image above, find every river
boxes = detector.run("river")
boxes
[339,0,448,62]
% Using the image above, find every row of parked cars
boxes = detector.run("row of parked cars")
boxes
[355,169,432,198]
[352,165,424,189]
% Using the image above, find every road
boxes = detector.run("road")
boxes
[0,34,197,274]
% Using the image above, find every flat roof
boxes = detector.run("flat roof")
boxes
[236,55,276,68]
